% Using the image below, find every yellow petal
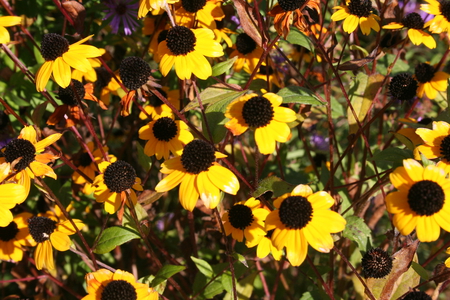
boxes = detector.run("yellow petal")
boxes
[36,61,53,92]
[52,57,71,88]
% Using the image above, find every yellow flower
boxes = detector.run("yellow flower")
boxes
[0,184,27,227]
[383,13,436,49]
[255,230,283,261]
[386,159,450,242]
[421,0,450,33]
[174,0,224,29]
[158,26,224,80]
[414,62,449,99]
[331,0,380,35]
[0,212,36,262]
[139,114,194,160]
[225,92,296,155]
[82,269,158,300]
[155,139,240,211]
[222,198,269,247]
[35,33,103,91]
[213,20,234,48]
[29,208,85,270]
[445,247,450,268]
[138,0,179,18]
[265,184,346,266]
[72,141,113,186]
[93,160,143,214]
[139,87,181,120]
[229,33,264,73]
[415,121,450,164]
[0,16,22,44]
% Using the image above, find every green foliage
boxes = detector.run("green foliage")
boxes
[93,226,140,254]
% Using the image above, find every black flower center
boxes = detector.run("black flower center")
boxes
[415,63,436,83]
[235,33,257,55]
[182,0,207,13]
[40,33,70,61]
[119,56,152,91]
[407,180,445,216]
[79,152,93,167]
[361,248,393,279]
[441,135,450,161]
[0,221,19,242]
[402,13,424,29]
[441,1,450,22]
[58,80,86,106]
[241,96,274,128]
[402,291,432,300]
[166,26,196,56]
[152,117,178,142]
[115,3,127,15]
[4,139,36,171]
[181,140,215,174]
[278,196,313,229]
[348,0,372,17]
[147,88,167,107]
[28,217,57,243]
[101,280,137,300]
[259,65,274,75]
[278,0,307,11]
[228,204,254,230]
[95,67,113,91]
[103,160,137,193]
[157,30,169,44]
[389,73,418,101]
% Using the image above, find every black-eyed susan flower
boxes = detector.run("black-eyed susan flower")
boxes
[224,92,296,155]
[229,33,264,73]
[71,49,106,83]
[93,160,143,214]
[138,0,179,18]
[265,184,347,266]
[158,25,224,80]
[149,28,169,63]
[35,33,103,92]
[0,184,27,227]
[361,248,393,278]
[414,62,450,99]
[402,291,432,300]
[255,230,283,260]
[139,87,180,120]
[155,139,240,211]
[331,0,380,35]
[72,141,113,186]
[28,208,85,270]
[0,126,62,198]
[386,159,450,242]
[82,269,158,300]
[415,121,450,164]
[222,197,269,247]
[383,13,436,49]
[213,20,233,48]
[268,0,321,38]
[0,212,36,262]
[174,0,224,29]
[119,56,153,91]
[389,73,418,101]
[0,16,22,44]
[421,0,450,34]
[139,114,194,160]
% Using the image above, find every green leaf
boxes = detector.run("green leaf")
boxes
[286,27,313,52]
[183,85,247,112]
[204,91,237,143]
[372,148,413,169]
[223,271,258,300]
[122,203,148,233]
[233,253,248,268]
[94,226,140,254]
[151,265,186,287]
[136,142,152,172]
[277,86,324,106]
[420,153,435,167]
[212,56,238,76]
[221,271,233,294]
[191,256,214,277]
[343,216,372,252]
[252,176,295,199]
[349,44,369,57]
[411,261,429,280]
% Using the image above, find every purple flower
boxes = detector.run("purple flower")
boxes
[103,0,139,35]
[310,132,329,151]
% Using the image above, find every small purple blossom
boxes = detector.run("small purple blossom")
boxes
[103,0,139,35]
[310,132,329,151]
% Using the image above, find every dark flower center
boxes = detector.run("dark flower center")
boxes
[402,291,432,300]
[157,30,169,44]
[216,20,224,30]
[235,33,257,55]
[182,0,207,13]
[147,88,167,107]
[79,152,93,167]
[95,67,113,91]
[389,73,418,101]
[278,0,307,12]
[441,135,450,161]
[181,140,215,174]
[278,196,313,229]
[115,3,127,15]
[242,96,274,128]
[119,56,152,91]
[348,0,372,18]
[402,13,424,29]
[28,216,57,243]
[0,221,19,242]
[4,139,36,171]
[441,1,450,22]
[58,80,86,106]
[407,180,445,216]
[166,26,196,56]
[101,280,137,300]
[152,117,178,142]
[40,33,70,61]
[103,160,137,193]
[228,204,254,230]
[361,248,393,279]
[415,63,436,83]
[259,65,274,75]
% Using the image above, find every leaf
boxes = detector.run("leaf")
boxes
[348,73,384,134]
[342,216,372,252]
[252,176,295,199]
[191,256,214,278]
[61,0,86,34]
[232,0,262,46]
[136,142,152,172]
[277,86,325,106]
[31,101,48,126]
[122,203,148,233]
[338,56,376,71]
[204,91,237,143]
[151,265,186,287]
[139,190,165,206]
[221,271,233,294]
[391,131,415,151]
[233,253,248,268]
[183,85,246,112]
[212,56,238,76]
[224,272,258,300]
[286,28,313,52]
[410,261,429,280]
[372,148,414,169]
[93,226,140,254]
